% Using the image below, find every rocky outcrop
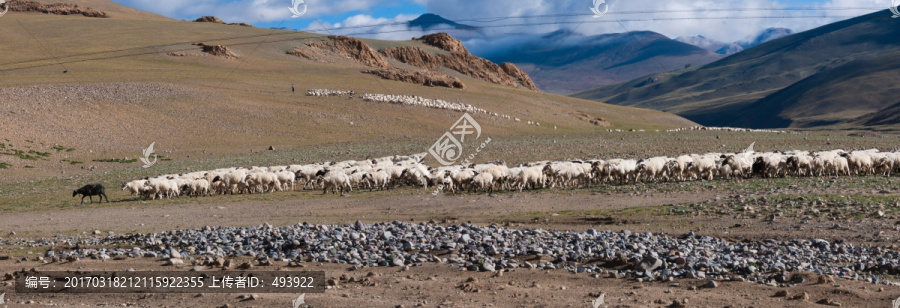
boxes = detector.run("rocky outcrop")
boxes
[363,68,465,89]
[417,32,468,54]
[391,33,538,91]
[9,0,108,18]
[192,16,253,27]
[381,38,539,91]
[301,36,391,68]
[379,46,441,70]
[500,63,538,91]
[195,43,237,58]
[439,53,519,88]
[289,32,537,90]
[193,16,224,23]
[286,48,319,61]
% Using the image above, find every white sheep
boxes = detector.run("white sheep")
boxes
[318,171,352,194]
[469,172,495,193]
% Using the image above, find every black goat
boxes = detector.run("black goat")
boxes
[73,184,108,204]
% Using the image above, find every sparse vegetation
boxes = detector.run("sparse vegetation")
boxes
[93,158,138,163]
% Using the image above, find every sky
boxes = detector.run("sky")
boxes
[112,0,894,44]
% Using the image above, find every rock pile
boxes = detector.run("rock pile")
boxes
[195,43,237,58]
[6,221,900,286]
[193,16,224,23]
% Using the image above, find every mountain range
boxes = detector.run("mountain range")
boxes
[675,28,794,55]
[398,14,729,94]
[572,10,900,129]
[408,13,477,31]
[481,30,725,94]
[408,16,797,95]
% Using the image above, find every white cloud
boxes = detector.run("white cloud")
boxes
[116,0,892,41]
[304,13,427,40]
[116,0,384,23]
[411,0,890,42]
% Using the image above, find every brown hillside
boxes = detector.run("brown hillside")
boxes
[0,12,695,179]
[363,68,465,89]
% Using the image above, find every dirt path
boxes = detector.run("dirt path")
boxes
[1,191,718,237]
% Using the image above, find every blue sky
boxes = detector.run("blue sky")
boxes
[111,0,892,43]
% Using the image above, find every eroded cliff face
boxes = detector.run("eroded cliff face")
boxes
[379,46,442,70]
[288,33,538,91]
[413,33,538,91]
[418,32,469,54]
[363,68,465,89]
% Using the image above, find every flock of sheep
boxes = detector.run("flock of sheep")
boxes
[666,126,788,133]
[306,89,513,120]
[120,147,900,200]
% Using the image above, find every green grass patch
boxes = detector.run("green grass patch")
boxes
[93,158,139,164]
[29,150,51,158]
[0,162,8,169]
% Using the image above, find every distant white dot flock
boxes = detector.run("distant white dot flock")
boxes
[666,126,787,133]
[306,89,536,122]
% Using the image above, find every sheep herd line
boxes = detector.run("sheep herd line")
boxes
[120,148,900,200]
[306,89,793,132]
[306,89,519,121]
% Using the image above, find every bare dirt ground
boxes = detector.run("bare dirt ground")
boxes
[3,259,898,308]
[3,187,900,307]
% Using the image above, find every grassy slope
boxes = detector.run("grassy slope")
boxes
[725,51,900,128]
[0,11,694,182]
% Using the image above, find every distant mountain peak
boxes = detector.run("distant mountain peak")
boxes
[675,35,728,53]
[737,27,794,49]
[676,28,793,55]
[408,13,477,31]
